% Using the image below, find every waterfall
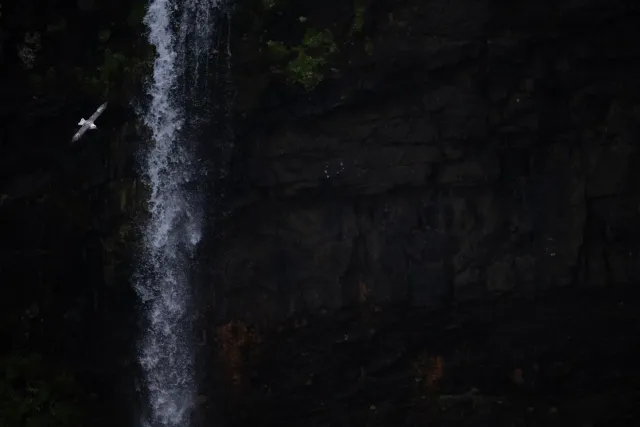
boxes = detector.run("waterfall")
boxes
[134,0,227,426]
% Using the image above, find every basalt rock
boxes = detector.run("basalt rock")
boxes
[2,0,640,426]
[210,0,640,324]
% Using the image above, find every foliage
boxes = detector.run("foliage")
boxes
[0,354,86,427]
[267,28,338,90]
[21,0,151,101]
[253,0,375,91]
[350,0,374,56]
[350,0,366,35]
[266,40,290,61]
[364,38,374,55]
[284,50,326,90]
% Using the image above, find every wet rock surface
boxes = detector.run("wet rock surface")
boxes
[213,0,640,323]
[207,285,640,427]
[2,0,640,426]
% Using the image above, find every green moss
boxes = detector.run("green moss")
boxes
[119,188,127,213]
[267,28,337,90]
[266,40,290,61]
[348,0,375,58]
[364,37,374,55]
[301,27,337,51]
[0,354,86,427]
[233,0,377,97]
[89,44,152,98]
[351,1,366,35]
[99,49,127,88]
[285,50,326,90]
[22,0,152,101]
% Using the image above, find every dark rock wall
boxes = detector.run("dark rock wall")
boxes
[211,0,640,324]
[201,3,640,424]
[2,0,640,425]
[0,1,144,425]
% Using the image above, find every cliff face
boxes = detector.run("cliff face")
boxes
[1,0,640,426]
[0,1,144,425]
[209,0,640,324]
[201,0,640,423]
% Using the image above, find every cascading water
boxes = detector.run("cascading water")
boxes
[134,0,227,426]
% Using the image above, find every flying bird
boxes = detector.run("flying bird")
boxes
[71,102,108,143]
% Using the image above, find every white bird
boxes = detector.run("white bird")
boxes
[71,102,108,143]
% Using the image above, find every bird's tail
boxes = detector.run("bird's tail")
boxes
[78,118,86,126]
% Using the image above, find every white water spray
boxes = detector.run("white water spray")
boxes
[135,0,222,426]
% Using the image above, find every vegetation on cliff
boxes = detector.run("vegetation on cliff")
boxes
[266,27,338,90]
[231,0,374,115]
[6,1,151,104]
[0,354,87,427]
[0,0,376,423]
[1,2,148,426]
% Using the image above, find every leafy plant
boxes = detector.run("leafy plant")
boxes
[267,28,337,90]
[284,51,327,90]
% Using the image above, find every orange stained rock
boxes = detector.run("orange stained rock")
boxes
[511,367,524,385]
[427,355,445,388]
[413,353,445,391]
[216,320,259,388]
[358,280,369,304]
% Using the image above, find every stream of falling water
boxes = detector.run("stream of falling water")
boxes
[135,0,223,426]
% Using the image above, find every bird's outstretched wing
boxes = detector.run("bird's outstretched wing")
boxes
[88,102,108,122]
[71,126,88,143]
